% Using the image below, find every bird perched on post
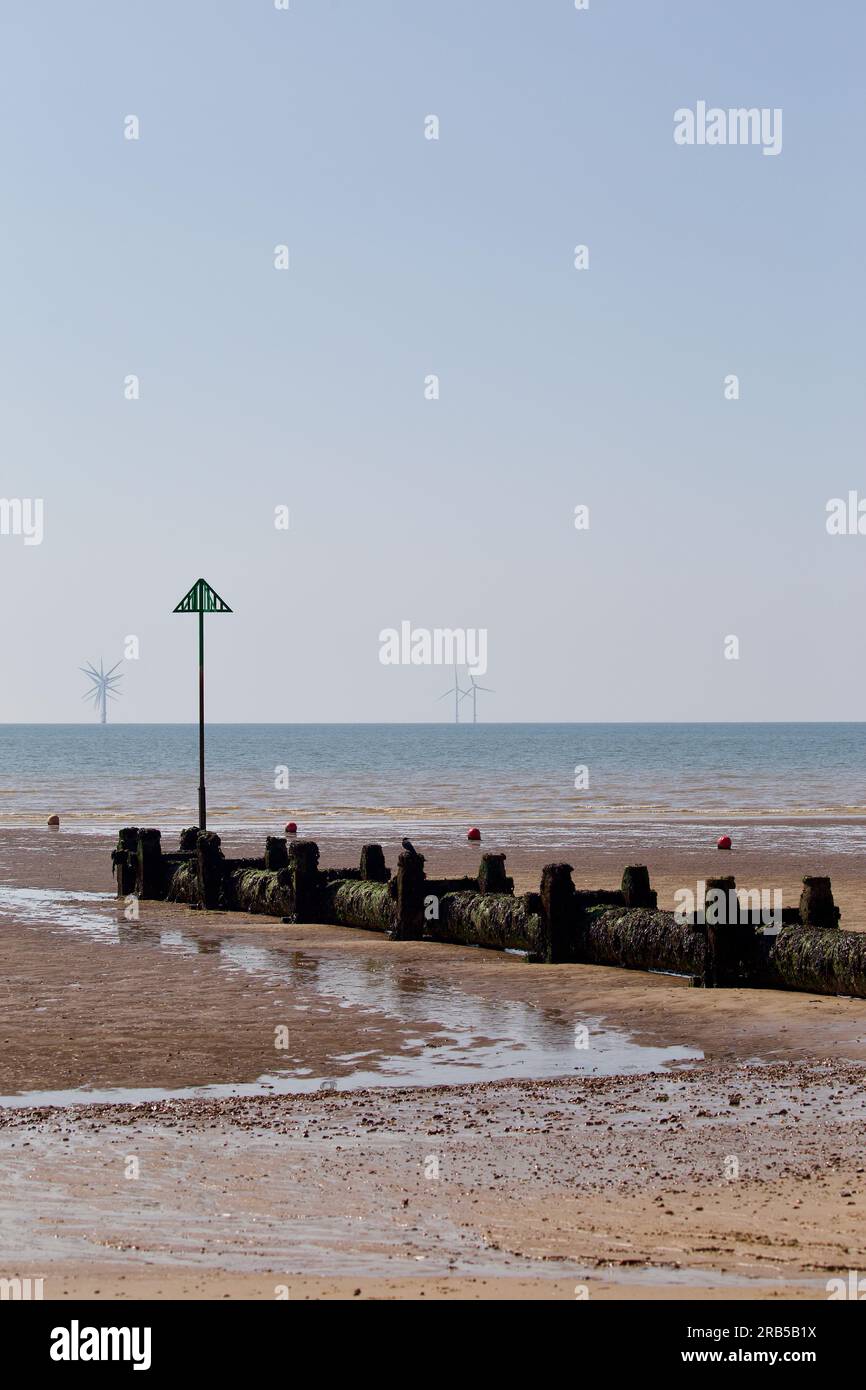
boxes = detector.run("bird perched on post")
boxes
[401,838,418,856]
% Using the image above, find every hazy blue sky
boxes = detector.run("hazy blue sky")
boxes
[1,1,863,721]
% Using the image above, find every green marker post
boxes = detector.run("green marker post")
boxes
[173,578,232,830]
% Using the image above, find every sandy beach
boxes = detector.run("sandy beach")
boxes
[2,1063,865,1302]
[1,827,866,1300]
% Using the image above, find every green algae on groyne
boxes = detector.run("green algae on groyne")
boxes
[111,828,866,999]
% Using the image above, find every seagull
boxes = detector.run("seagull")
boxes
[401,838,418,856]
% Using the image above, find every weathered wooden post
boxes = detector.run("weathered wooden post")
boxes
[703,876,764,987]
[196,831,225,909]
[621,864,656,909]
[179,827,199,852]
[704,876,737,922]
[392,849,426,939]
[478,853,513,895]
[799,877,839,928]
[137,828,164,899]
[112,827,140,898]
[360,844,389,882]
[264,836,289,871]
[288,840,321,922]
[703,875,735,986]
[539,863,575,963]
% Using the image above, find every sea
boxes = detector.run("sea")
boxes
[1,722,865,857]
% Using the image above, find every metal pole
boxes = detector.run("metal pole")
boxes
[198,609,206,829]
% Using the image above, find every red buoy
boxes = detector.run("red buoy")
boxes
[285,821,298,835]
[467,826,481,841]
[717,834,732,851]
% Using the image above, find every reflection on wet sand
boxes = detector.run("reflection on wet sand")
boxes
[0,883,701,1106]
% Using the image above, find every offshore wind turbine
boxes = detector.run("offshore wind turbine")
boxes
[436,665,467,723]
[460,672,494,724]
[81,658,123,724]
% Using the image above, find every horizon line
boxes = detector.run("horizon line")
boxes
[1,720,866,729]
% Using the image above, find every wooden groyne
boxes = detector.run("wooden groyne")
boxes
[111,828,866,999]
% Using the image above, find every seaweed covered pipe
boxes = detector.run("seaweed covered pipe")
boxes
[165,857,199,904]
[323,879,395,932]
[580,906,706,977]
[766,925,866,997]
[225,866,292,917]
[583,876,866,998]
[427,890,546,957]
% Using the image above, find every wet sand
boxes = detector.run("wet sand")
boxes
[2,1066,864,1300]
[1,827,866,1299]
